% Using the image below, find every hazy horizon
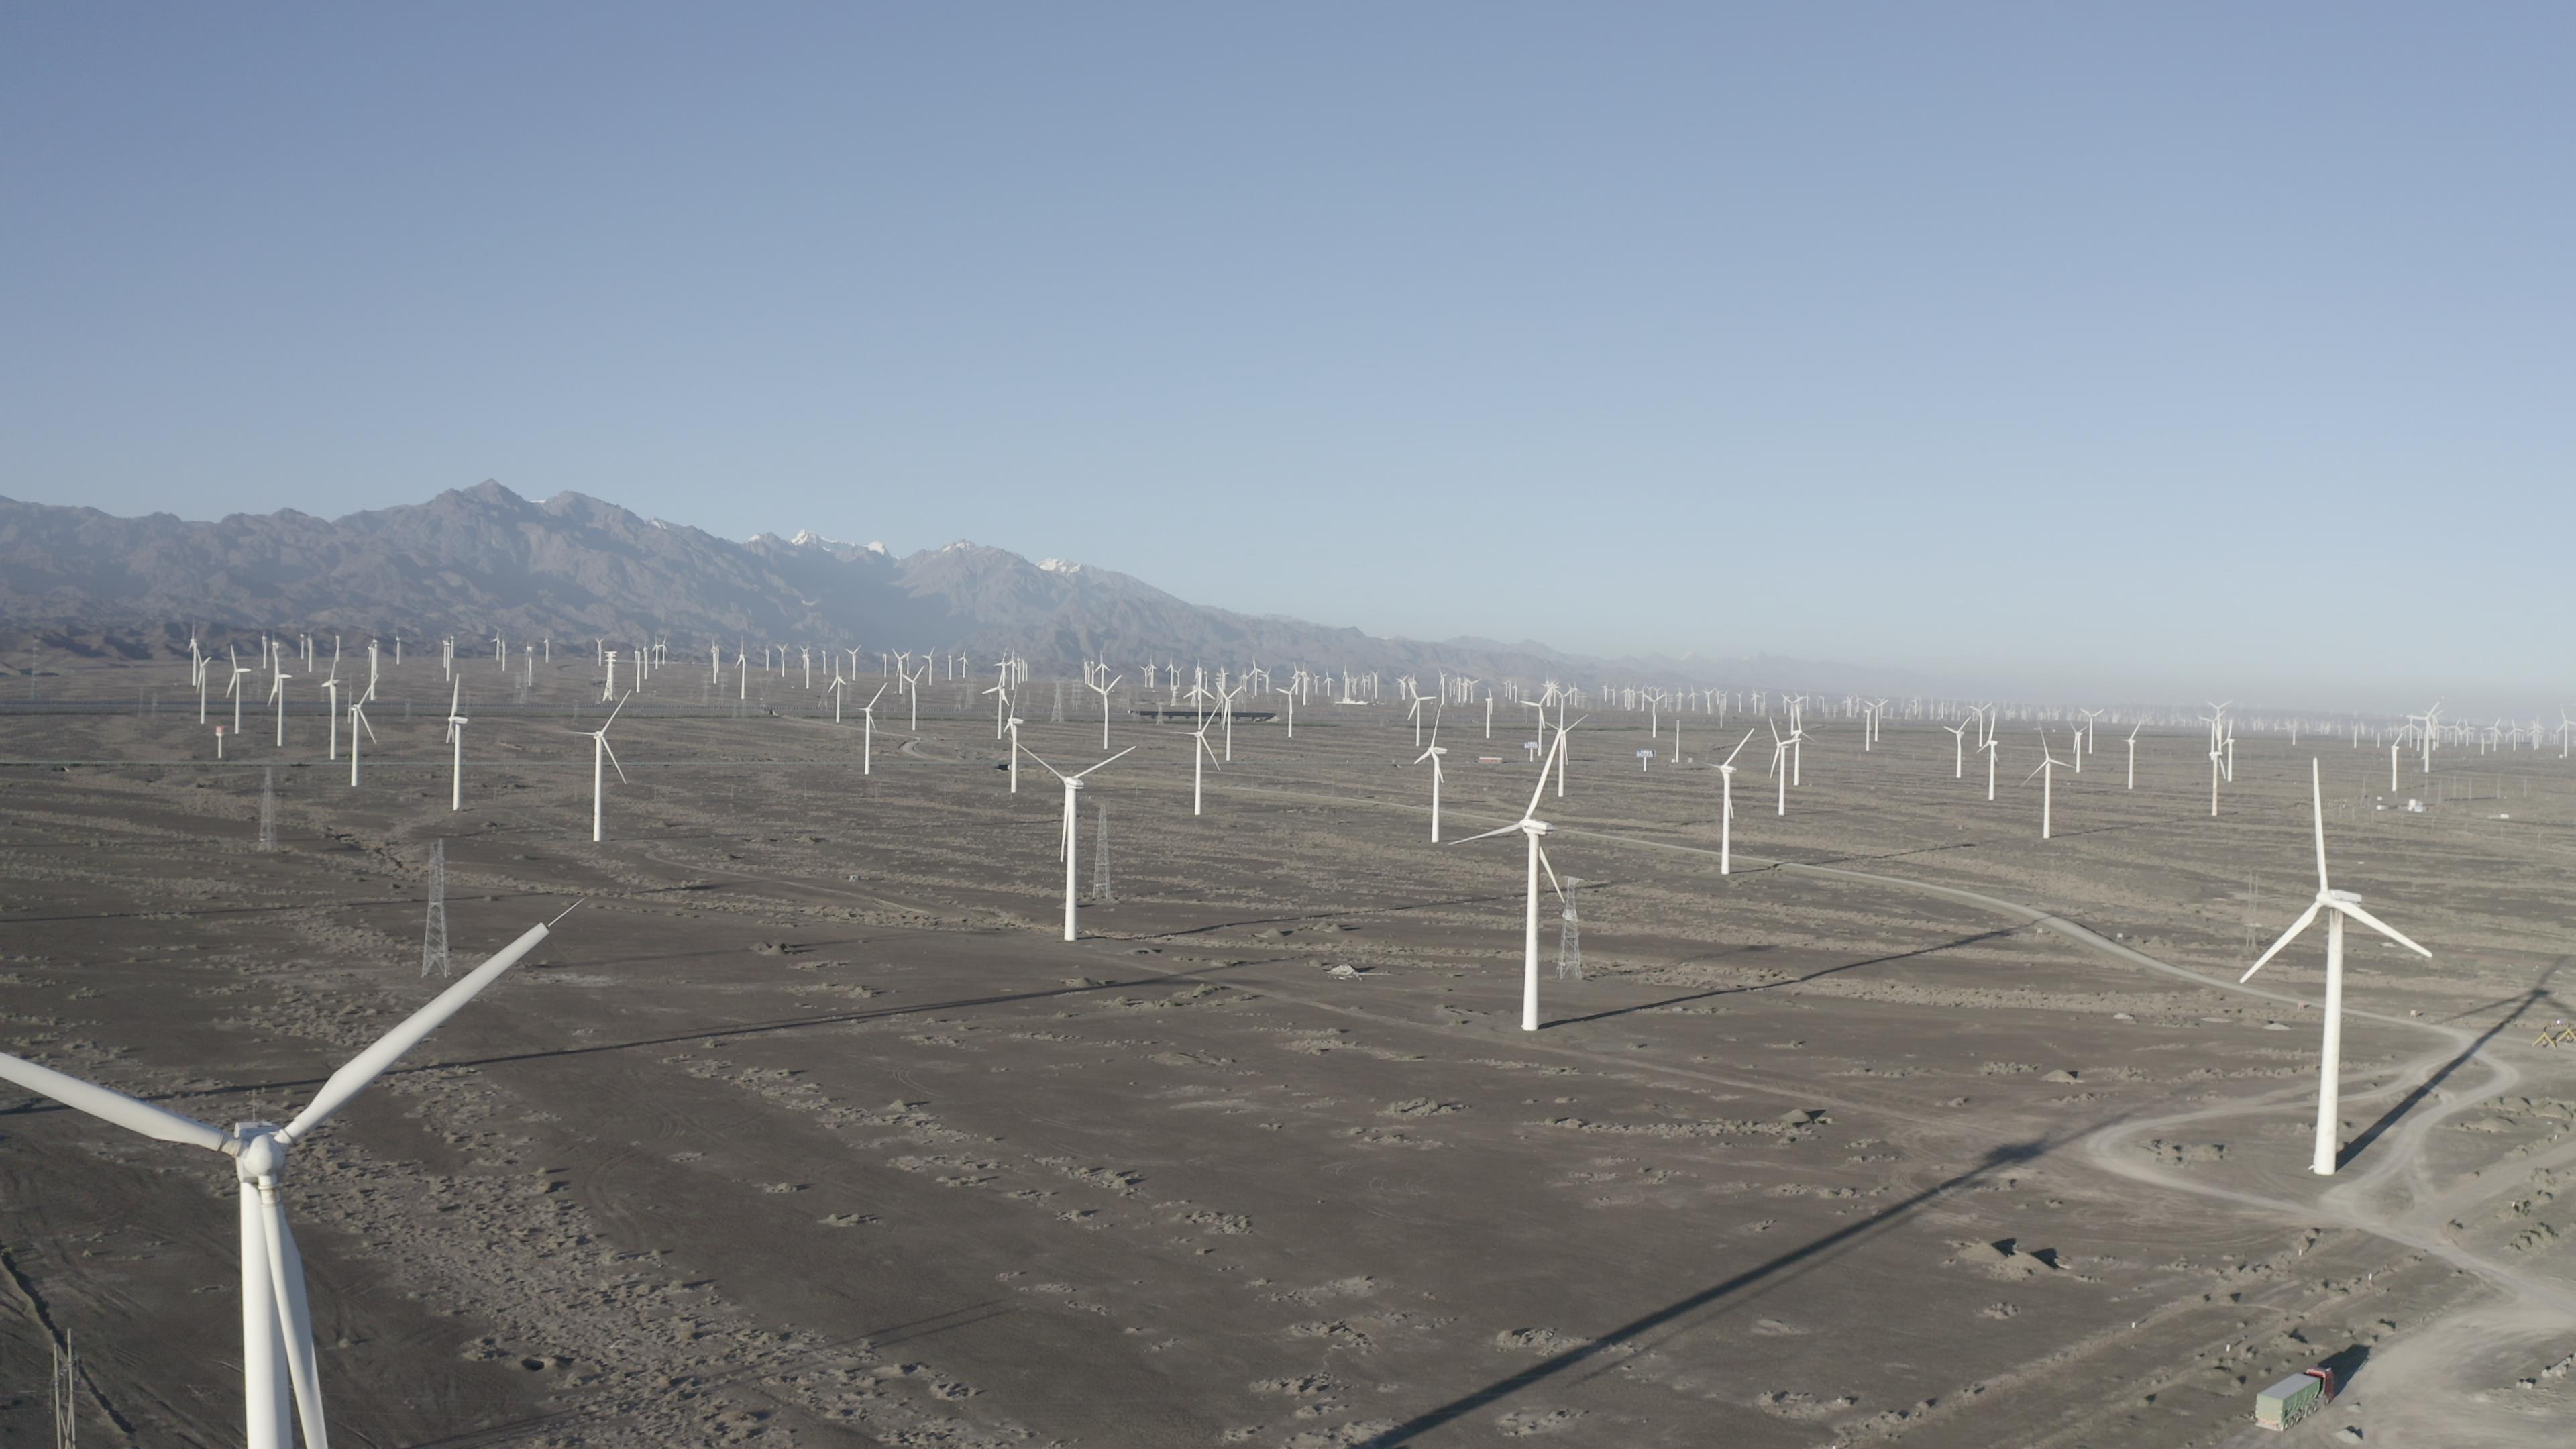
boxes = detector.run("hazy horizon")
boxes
[4,6,2567,712]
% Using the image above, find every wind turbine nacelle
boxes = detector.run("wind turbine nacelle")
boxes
[1525,820,1552,835]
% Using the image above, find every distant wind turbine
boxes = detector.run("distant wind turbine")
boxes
[1030,747,1135,941]
[577,693,631,843]
[1452,726,1576,1032]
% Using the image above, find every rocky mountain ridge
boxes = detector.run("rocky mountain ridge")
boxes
[0,482,1911,690]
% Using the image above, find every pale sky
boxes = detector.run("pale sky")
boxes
[3,5,2567,714]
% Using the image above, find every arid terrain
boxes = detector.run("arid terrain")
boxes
[3,660,2571,1447]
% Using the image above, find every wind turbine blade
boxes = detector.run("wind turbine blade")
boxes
[1523,730,1564,819]
[261,1198,332,1449]
[602,692,631,731]
[2310,759,2328,891]
[1071,745,1137,778]
[279,920,554,1143]
[867,684,888,708]
[1536,843,1562,900]
[600,737,629,784]
[1723,728,1755,767]
[2334,900,2432,959]
[2239,901,2323,982]
[0,1051,233,1154]
[2024,761,2049,784]
[1450,821,1524,846]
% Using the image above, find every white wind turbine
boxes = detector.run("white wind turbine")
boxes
[859,683,888,774]
[1766,720,1794,816]
[320,675,342,761]
[2241,760,2433,1175]
[2125,721,2142,790]
[1190,713,1222,816]
[0,906,572,1449]
[1089,672,1123,749]
[1453,726,1576,1032]
[1979,733,1998,801]
[1944,720,1968,779]
[1005,713,1026,793]
[269,669,294,747]
[1716,727,1756,874]
[445,680,469,812]
[346,697,375,787]
[577,693,631,843]
[1409,703,1447,841]
[1029,747,1134,941]
[2025,730,2071,839]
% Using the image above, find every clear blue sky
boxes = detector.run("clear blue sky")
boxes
[3,5,2566,712]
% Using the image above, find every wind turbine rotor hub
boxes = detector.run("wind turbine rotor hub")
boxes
[2324,888,2362,905]
[1525,820,1552,835]
[233,1128,286,1181]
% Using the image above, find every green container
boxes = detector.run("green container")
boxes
[2255,1371,2324,1429]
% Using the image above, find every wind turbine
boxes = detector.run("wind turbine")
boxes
[1030,747,1134,941]
[577,693,631,843]
[1717,727,1755,874]
[1979,733,1998,801]
[1088,672,1123,749]
[2025,730,2070,840]
[1190,714,1222,816]
[0,906,572,1449]
[1944,720,1968,779]
[2241,760,2433,1175]
[347,698,374,787]
[269,670,294,747]
[1409,703,1447,841]
[859,683,888,773]
[320,676,341,761]
[1766,720,1792,816]
[1453,727,1574,1032]
[445,680,469,812]
[1005,714,1026,793]
[2125,721,2142,790]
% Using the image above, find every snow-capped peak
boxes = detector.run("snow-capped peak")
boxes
[1038,558,1083,574]
[863,540,888,555]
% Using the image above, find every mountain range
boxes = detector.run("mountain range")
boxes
[0,482,1915,691]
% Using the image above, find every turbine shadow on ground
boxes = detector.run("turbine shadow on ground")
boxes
[1352,1133,2070,1446]
[2337,962,2559,1171]
[1542,927,2023,1029]
[1128,883,1638,943]
[0,962,1274,1119]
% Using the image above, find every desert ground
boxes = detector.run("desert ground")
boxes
[1,659,2571,1447]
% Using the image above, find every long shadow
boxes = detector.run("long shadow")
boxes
[1130,883,1635,943]
[2339,962,2558,1171]
[0,881,722,928]
[1354,1136,2057,1446]
[0,961,1268,1119]
[1544,928,2020,1029]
